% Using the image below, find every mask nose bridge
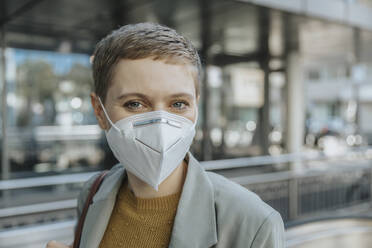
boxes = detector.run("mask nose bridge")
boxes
[133,116,182,129]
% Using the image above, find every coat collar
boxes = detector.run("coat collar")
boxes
[169,152,218,248]
[80,152,217,248]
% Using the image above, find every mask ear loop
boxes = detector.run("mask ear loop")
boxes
[193,109,198,127]
[97,97,121,133]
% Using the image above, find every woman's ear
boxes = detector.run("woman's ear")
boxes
[196,95,200,105]
[90,92,109,130]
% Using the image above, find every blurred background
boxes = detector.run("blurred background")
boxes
[2,0,372,247]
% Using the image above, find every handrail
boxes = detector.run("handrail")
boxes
[0,199,77,218]
[0,171,99,190]
[230,162,372,185]
[202,146,372,170]
[202,152,322,170]
[1,147,372,191]
[0,219,76,237]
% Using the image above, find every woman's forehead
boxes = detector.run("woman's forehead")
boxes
[107,58,196,100]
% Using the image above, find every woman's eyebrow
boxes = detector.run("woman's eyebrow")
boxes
[116,92,194,101]
[169,93,194,99]
[116,93,148,100]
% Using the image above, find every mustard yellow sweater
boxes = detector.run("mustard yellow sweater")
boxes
[99,180,181,248]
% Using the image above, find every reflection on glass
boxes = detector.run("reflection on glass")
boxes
[6,48,113,175]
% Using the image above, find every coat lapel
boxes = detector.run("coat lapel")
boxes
[79,165,126,248]
[169,152,218,248]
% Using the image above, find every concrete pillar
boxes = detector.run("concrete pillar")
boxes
[258,7,271,155]
[1,27,9,181]
[286,51,305,220]
[352,27,361,134]
[199,0,213,161]
[286,51,305,171]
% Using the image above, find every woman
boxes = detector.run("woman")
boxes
[47,22,285,248]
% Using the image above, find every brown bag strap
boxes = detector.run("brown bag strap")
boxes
[73,170,109,248]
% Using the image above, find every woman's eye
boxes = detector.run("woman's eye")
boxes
[172,101,188,110]
[124,101,142,110]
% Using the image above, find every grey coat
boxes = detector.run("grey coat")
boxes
[77,152,285,248]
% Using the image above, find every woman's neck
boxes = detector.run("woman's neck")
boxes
[126,160,188,198]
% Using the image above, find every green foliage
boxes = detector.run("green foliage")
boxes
[15,59,93,126]
[17,59,58,101]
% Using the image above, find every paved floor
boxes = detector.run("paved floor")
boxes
[286,218,372,248]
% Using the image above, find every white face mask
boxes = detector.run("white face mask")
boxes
[98,98,197,190]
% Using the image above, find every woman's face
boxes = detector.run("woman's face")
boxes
[92,58,199,129]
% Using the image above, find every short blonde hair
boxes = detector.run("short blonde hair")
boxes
[92,23,201,103]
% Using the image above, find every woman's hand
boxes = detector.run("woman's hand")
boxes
[46,240,72,248]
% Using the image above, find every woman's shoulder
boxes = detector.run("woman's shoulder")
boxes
[80,164,123,196]
[76,164,123,217]
[205,171,285,246]
[206,171,281,224]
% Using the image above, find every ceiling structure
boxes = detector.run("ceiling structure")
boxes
[0,0,267,57]
[0,0,371,67]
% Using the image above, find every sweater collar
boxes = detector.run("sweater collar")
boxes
[119,179,182,211]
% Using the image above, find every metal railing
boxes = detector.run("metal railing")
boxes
[0,200,77,219]
[0,171,98,229]
[0,220,75,248]
[233,162,372,221]
[1,147,372,229]
[0,172,98,191]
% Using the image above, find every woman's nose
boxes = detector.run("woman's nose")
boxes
[152,103,166,112]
